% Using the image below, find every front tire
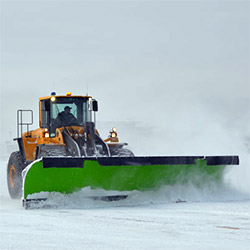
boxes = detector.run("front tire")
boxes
[7,151,25,199]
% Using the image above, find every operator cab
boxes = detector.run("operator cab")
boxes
[40,93,98,137]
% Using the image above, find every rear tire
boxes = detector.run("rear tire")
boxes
[7,151,25,199]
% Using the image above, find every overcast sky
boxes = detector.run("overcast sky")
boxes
[0,0,249,154]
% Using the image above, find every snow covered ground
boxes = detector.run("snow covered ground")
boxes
[0,158,249,250]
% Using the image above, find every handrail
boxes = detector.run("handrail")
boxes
[17,110,33,138]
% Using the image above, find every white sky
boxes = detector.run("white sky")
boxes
[0,0,249,150]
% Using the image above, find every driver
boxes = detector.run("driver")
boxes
[56,106,78,126]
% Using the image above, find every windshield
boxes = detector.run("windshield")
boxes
[50,97,91,135]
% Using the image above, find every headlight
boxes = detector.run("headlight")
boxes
[111,132,117,138]
[51,96,56,102]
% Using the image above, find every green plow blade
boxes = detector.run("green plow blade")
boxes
[22,156,238,202]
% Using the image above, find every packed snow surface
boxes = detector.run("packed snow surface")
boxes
[0,159,249,250]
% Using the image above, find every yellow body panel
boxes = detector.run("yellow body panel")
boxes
[22,128,65,161]
[22,125,99,161]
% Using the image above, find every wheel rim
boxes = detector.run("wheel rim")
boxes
[9,165,16,188]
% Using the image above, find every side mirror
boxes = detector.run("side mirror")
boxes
[92,100,98,112]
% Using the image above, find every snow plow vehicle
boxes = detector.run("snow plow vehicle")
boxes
[7,92,239,208]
